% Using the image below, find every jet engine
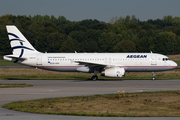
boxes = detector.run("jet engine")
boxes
[101,67,125,78]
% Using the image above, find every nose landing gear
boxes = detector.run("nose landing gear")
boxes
[152,72,155,80]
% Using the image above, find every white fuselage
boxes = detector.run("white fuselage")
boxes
[14,53,177,73]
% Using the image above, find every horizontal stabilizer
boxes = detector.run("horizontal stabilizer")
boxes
[4,55,26,61]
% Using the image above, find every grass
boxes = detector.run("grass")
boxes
[0,83,33,88]
[0,67,92,80]
[175,61,180,65]
[2,90,180,117]
[0,60,20,65]
[167,54,180,61]
[0,67,180,80]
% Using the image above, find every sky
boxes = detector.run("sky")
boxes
[0,0,180,23]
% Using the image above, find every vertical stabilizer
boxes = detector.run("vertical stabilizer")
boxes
[6,25,39,58]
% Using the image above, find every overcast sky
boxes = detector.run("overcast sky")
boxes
[0,0,180,23]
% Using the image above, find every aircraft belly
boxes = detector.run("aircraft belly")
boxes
[41,66,78,72]
[126,67,168,72]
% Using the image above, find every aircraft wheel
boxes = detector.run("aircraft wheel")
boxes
[91,75,98,81]
[151,72,155,81]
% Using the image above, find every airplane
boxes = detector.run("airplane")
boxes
[3,25,177,80]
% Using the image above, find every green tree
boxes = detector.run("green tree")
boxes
[125,15,130,24]
[107,23,127,34]
[60,37,79,52]
[136,37,154,52]
[98,32,117,52]
[47,32,66,52]
[0,28,11,56]
[154,32,176,54]
[114,40,136,52]
[68,31,87,43]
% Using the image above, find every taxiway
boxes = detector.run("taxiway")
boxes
[0,79,180,120]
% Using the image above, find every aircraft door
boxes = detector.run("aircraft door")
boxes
[36,55,42,65]
[109,57,111,64]
[105,58,107,63]
[151,55,157,65]
[105,57,111,64]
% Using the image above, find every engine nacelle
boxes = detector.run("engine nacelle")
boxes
[101,67,125,78]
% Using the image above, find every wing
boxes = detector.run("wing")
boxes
[75,61,115,71]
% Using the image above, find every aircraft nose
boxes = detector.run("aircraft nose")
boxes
[173,61,178,68]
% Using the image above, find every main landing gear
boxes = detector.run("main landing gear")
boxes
[91,70,99,81]
[152,72,155,80]
[91,75,98,81]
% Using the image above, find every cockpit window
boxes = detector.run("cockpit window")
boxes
[162,58,170,61]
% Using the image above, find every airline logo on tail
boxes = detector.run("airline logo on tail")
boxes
[6,25,39,59]
[8,32,34,58]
